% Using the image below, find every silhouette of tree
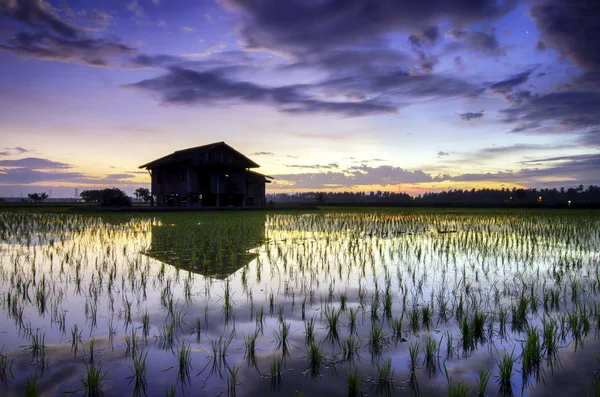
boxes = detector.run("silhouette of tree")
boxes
[28,192,48,202]
[134,188,152,203]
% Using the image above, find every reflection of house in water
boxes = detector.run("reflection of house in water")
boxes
[144,214,266,279]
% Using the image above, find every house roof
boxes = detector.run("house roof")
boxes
[139,141,260,169]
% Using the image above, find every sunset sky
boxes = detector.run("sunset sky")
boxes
[1,0,599,197]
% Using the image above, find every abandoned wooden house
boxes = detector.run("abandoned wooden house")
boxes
[139,142,271,207]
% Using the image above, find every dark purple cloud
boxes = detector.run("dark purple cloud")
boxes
[222,0,519,53]
[0,0,135,66]
[530,0,600,71]
[0,32,135,67]
[446,29,505,55]
[0,157,70,169]
[273,164,450,189]
[459,111,484,121]
[127,66,398,116]
[501,91,600,132]
[489,70,532,93]
[0,0,78,38]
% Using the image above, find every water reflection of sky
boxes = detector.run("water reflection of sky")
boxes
[0,210,599,396]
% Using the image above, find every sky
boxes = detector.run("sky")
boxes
[0,0,599,197]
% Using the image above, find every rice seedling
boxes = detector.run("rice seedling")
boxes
[424,337,438,369]
[383,286,393,319]
[271,355,282,378]
[376,356,394,383]
[542,317,560,359]
[227,365,239,397]
[128,350,148,392]
[409,341,420,372]
[308,341,324,375]
[421,304,432,331]
[521,326,542,377]
[342,335,361,362]
[175,343,191,380]
[324,306,341,342]
[274,320,291,354]
[391,315,403,340]
[347,368,362,397]
[142,311,150,340]
[472,310,487,344]
[25,373,39,397]
[157,321,176,348]
[125,329,138,359]
[28,330,45,360]
[497,350,515,395]
[409,306,421,334]
[445,331,455,359]
[244,330,259,362]
[368,321,388,354]
[460,316,474,354]
[498,307,508,339]
[82,363,108,397]
[444,364,471,397]
[0,351,14,384]
[88,338,96,365]
[512,295,529,333]
[348,307,358,334]
[304,316,316,344]
[339,290,348,312]
[476,368,491,396]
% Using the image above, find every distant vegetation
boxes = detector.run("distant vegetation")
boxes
[133,187,152,204]
[268,185,600,206]
[27,192,48,202]
[79,188,132,206]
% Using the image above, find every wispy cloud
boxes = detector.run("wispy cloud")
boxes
[459,111,484,121]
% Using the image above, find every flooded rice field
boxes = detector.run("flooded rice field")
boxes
[1,208,600,396]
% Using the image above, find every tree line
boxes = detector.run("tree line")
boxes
[267,185,600,206]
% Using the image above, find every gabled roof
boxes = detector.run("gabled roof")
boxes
[139,141,260,169]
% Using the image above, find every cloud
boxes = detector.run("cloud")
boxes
[0,0,135,67]
[272,164,450,189]
[453,154,600,184]
[530,0,600,70]
[437,151,449,156]
[408,26,440,48]
[322,71,483,103]
[221,0,519,54]
[0,168,84,184]
[288,47,411,78]
[250,151,275,156]
[287,163,339,169]
[271,153,600,189]
[0,0,78,38]
[125,53,182,69]
[505,90,534,105]
[0,147,30,156]
[127,66,398,116]
[446,29,505,55]
[0,156,141,185]
[535,40,546,51]
[489,70,532,93]
[0,32,135,67]
[0,157,70,169]
[501,91,600,132]
[459,111,484,121]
